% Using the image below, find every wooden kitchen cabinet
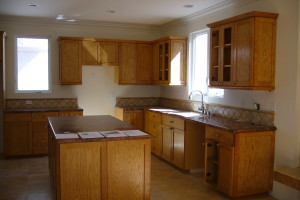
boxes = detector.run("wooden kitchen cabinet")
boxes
[144,110,162,156]
[207,11,278,90]
[59,39,82,85]
[204,126,275,197]
[32,112,59,155]
[152,36,187,86]
[4,110,82,156]
[4,113,32,156]
[115,107,144,131]
[82,40,119,66]
[118,43,152,85]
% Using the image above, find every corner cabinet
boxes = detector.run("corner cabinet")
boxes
[152,37,187,86]
[115,107,144,131]
[204,126,275,197]
[207,11,278,90]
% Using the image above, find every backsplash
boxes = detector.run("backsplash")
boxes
[5,98,78,109]
[116,97,275,126]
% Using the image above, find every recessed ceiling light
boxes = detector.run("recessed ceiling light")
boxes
[183,5,194,8]
[27,3,39,7]
[106,10,116,13]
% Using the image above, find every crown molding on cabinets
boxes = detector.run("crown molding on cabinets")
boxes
[0,15,161,32]
[160,0,258,32]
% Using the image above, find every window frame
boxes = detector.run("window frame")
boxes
[14,35,51,93]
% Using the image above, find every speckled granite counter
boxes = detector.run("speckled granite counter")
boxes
[146,107,276,133]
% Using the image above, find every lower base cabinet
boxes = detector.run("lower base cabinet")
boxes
[204,126,275,197]
[49,139,151,200]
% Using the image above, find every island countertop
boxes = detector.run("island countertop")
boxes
[48,115,151,141]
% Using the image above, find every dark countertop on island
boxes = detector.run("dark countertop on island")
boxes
[48,115,151,142]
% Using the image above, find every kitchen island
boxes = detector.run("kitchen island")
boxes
[48,115,151,200]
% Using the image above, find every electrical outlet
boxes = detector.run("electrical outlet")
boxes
[25,100,32,105]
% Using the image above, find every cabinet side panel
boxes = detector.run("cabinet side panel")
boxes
[107,139,151,200]
[60,142,106,200]
[170,40,186,85]
[234,131,275,196]
[235,18,254,86]
[185,121,205,169]
[254,18,276,87]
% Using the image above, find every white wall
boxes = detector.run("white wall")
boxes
[161,0,300,199]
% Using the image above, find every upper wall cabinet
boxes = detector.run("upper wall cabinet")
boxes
[58,36,187,86]
[82,40,119,66]
[207,11,278,90]
[59,38,82,85]
[152,37,187,86]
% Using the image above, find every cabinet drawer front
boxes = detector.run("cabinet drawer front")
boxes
[59,111,83,116]
[5,112,32,122]
[148,111,161,124]
[32,112,59,122]
[206,126,234,146]
[148,123,161,135]
[162,115,184,130]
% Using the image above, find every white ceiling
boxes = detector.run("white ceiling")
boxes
[0,0,229,25]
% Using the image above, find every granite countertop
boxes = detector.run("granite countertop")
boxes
[4,107,83,113]
[146,107,276,133]
[48,115,151,142]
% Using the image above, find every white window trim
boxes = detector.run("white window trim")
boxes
[14,35,52,93]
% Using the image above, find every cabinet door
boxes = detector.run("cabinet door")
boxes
[218,144,234,196]
[162,41,170,85]
[99,42,119,66]
[173,128,185,168]
[123,110,134,125]
[133,110,144,131]
[220,23,235,86]
[234,18,253,87]
[119,43,137,84]
[107,139,151,200]
[60,40,82,84]
[82,40,99,65]
[209,27,221,86]
[32,121,49,155]
[137,44,152,84]
[169,39,187,86]
[152,43,161,85]
[60,142,107,200]
[161,125,173,162]
[204,139,218,185]
[4,122,32,156]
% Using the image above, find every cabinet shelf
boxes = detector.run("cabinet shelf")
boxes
[224,65,231,68]
[224,43,232,47]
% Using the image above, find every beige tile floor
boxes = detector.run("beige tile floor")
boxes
[0,155,277,200]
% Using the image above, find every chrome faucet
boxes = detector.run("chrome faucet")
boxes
[189,90,205,114]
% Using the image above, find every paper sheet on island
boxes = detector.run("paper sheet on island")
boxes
[55,133,79,139]
[78,132,105,139]
[120,130,148,136]
[99,130,128,138]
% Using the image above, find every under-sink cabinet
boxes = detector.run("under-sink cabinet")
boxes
[204,126,275,197]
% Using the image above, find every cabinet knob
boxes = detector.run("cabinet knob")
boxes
[170,120,174,123]
[207,143,212,147]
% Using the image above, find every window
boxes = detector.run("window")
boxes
[189,29,223,98]
[16,37,50,92]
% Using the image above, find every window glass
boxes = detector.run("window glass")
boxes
[16,37,50,92]
[190,29,223,97]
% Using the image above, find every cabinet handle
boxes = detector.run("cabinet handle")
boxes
[207,143,212,147]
